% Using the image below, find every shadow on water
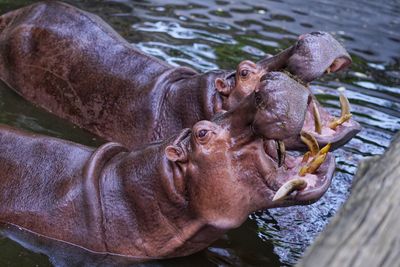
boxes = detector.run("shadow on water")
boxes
[0,0,399,266]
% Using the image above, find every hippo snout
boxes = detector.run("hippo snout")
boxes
[288,31,352,82]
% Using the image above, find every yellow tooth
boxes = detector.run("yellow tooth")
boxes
[340,93,351,117]
[312,101,322,134]
[301,132,320,156]
[277,140,286,167]
[302,151,311,163]
[329,114,352,130]
[299,165,308,176]
[272,179,307,201]
[299,153,327,176]
[329,94,353,129]
[317,143,331,156]
[326,67,331,74]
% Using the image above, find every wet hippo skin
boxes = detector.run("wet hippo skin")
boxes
[0,92,335,261]
[0,1,360,151]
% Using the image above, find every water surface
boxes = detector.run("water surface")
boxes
[0,0,399,266]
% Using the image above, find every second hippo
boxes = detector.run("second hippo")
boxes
[0,1,360,152]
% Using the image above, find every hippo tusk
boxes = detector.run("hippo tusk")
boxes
[339,93,351,117]
[276,140,286,167]
[301,131,320,156]
[272,179,307,202]
[302,143,330,163]
[329,94,352,130]
[325,67,331,74]
[329,113,352,130]
[302,151,311,163]
[318,143,331,156]
[312,101,322,134]
[299,153,327,176]
[299,143,331,176]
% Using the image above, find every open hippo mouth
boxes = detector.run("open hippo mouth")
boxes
[262,133,335,206]
[287,32,361,150]
[256,31,361,151]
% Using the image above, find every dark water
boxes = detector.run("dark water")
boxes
[0,0,399,266]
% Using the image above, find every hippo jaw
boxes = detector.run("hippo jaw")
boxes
[250,137,335,210]
[285,32,361,149]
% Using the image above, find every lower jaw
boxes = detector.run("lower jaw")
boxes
[283,119,361,151]
[266,148,335,206]
[286,153,335,203]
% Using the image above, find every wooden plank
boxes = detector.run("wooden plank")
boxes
[297,131,400,267]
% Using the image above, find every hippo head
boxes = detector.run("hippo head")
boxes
[165,89,335,229]
[286,31,352,83]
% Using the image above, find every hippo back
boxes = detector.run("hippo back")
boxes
[0,125,126,253]
[0,1,180,147]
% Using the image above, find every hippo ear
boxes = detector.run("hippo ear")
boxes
[165,145,187,162]
[215,78,231,96]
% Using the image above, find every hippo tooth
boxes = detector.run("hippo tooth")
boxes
[300,131,320,156]
[329,113,352,130]
[325,67,331,74]
[318,143,331,156]
[301,151,311,163]
[329,94,352,129]
[312,101,322,134]
[299,153,327,176]
[272,179,307,202]
[276,140,286,167]
[339,93,351,117]
[299,143,330,176]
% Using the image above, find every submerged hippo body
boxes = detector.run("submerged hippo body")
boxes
[0,1,359,150]
[0,92,335,261]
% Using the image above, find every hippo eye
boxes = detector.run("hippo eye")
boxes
[240,69,249,78]
[197,129,208,138]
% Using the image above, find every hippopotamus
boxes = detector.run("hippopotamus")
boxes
[0,1,360,151]
[0,90,335,261]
